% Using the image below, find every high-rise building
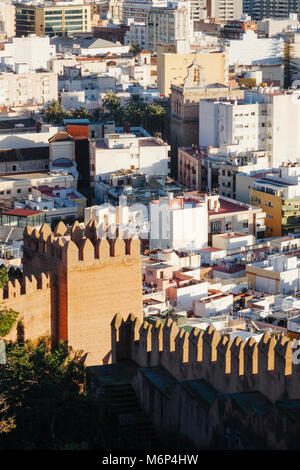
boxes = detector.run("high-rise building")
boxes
[199,88,300,169]
[15,2,91,37]
[147,6,190,52]
[207,0,243,22]
[243,0,300,21]
[190,0,207,22]
[0,1,15,39]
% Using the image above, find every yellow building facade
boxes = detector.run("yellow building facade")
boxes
[16,4,91,37]
[157,46,228,96]
[250,186,282,237]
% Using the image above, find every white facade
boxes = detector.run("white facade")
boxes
[226,30,284,66]
[193,293,233,317]
[61,91,85,110]
[0,2,15,39]
[91,133,169,183]
[209,0,242,22]
[84,198,149,238]
[212,233,255,250]
[124,21,147,49]
[149,194,208,251]
[0,35,56,71]
[0,71,58,108]
[147,7,190,53]
[200,89,300,168]
[79,43,130,56]
[172,281,209,311]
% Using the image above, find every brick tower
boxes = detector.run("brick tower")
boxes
[22,220,143,365]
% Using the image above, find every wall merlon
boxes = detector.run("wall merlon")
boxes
[189,328,203,362]
[111,315,300,400]
[163,319,179,352]
[244,337,258,375]
[71,220,84,246]
[54,221,67,237]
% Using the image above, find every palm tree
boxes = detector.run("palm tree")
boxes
[124,94,146,127]
[92,108,103,122]
[73,107,92,120]
[144,104,166,134]
[129,42,141,56]
[45,100,64,123]
[284,37,298,88]
[102,90,121,124]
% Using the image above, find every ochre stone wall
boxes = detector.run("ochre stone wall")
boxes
[3,273,54,343]
[111,314,300,403]
[19,220,143,366]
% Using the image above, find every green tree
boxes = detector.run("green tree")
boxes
[92,108,104,122]
[129,42,141,56]
[73,107,92,120]
[144,104,165,134]
[0,394,15,436]
[0,338,119,450]
[124,94,146,127]
[102,90,122,124]
[44,100,64,123]
[0,307,18,338]
[0,267,8,290]
[0,268,17,338]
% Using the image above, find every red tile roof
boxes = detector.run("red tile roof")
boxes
[2,209,44,216]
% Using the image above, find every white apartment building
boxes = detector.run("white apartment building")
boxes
[199,98,264,151]
[193,292,233,317]
[199,88,300,168]
[0,2,15,39]
[208,0,242,22]
[257,15,300,37]
[84,197,149,238]
[109,0,168,23]
[124,20,147,49]
[0,71,58,108]
[147,6,190,53]
[225,30,284,66]
[0,172,75,201]
[247,254,300,295]
[0,35,56,72]
[190,0,207,22]
[149,193,208,251]
[91,131,169,192]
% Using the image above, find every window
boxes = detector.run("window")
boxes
[28,188,32,193]
[212,222,222,233]
[12,165,17,172]
[17,189,21,194]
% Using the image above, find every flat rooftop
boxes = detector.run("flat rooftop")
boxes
[208,199,248,215]
[0,172,68,182]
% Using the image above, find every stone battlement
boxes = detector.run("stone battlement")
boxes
[1,272,51,301]
[23,220,140,268]
[20,220,143,365]
[111,314,300,402]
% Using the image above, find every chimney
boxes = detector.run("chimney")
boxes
[35,121,41,133]
[124,122,131,133]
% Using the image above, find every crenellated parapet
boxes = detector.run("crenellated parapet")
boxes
[0,272,51,301]
[111,314,300,402]
[23,220,141,268]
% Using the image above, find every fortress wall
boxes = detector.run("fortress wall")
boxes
[112,314,300,402]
